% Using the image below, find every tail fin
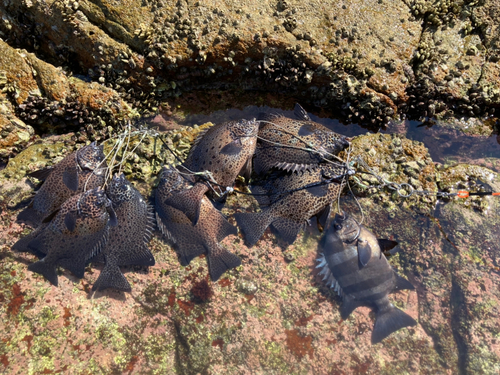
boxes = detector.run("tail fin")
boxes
[270,218,304,246]
[164,183,208,225]
[121,246,155,267]
[17,205,45,228]
[233,211,273,247]
[372,306,417,344]
[28,259,58,286]
[206,244,241,281]
[92,264,131,292]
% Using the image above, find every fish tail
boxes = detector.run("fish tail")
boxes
[233,211,273,247]
[17,205,44,228]
[164,183,208,225]
[92,264,131,292]
[123,246,155,267]
[372,306,417,344]
[28,259,58,286]
[206,244,241,281]
[270,218,304,247]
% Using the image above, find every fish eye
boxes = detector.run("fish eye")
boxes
[334,224,342,230]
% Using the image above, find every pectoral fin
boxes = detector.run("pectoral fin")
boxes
[357,239,372,268]
[63,166,79,191]
[220,139,243,155]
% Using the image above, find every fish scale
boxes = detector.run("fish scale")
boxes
[155,166,240,281]
[21,187,116,286]
[91,174,155,292]
[17,142,107,227]
[253,104,350,175]
[234,163,347,248]
[168,119,259,224]
[316,213,417,344]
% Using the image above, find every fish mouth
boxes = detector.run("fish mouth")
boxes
[332,213,360,243]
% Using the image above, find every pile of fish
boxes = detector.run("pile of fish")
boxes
[13,143,155,291]
[12,104,417,343]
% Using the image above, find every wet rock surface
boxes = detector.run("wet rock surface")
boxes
[0,0,500,373]
[0,0,498,138]
[0,128,499,374]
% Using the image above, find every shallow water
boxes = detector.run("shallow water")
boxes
[172,105,500,172]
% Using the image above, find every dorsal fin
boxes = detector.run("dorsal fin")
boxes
[190,126,211,150]
[28,166,53,181]
[294,103,311,121]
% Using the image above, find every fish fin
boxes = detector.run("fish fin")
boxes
[107,206,118,227]
[257,112,279,123]
[319,226,345,253]
[238,156,253,183]
[357,239,373,269]
[233,211,273,247]
[220,139,243,155]
[294,103,311,121]
[28,259,58,286]
[250,184,270,206]
[340,295,364,320]
[164,183,208,225]
[27,235,49,256]
[28,166,53,181]
[214,215,238,243]
[92,263,131,292]
[275,162,315,173]
[206,244,241,281]
[41,209,59,224]
[191,127,211,150]
[372,306,417,344]
[62,166,79,191]
[316,203,331,231]
[12,224,47,256]
[176,244,206,267]
[17,204,45,228]
[298,123,316,136]
[393,273,415,291]
[306,184,329,197]
[378,239,399,252]
[270,218,304,247]
[64,212,77,232]
[123,246,155,267]
[58,257,87,279]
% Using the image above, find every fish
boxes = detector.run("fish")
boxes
[24,187,117,286]
[315,213,417,344]
[17,142,107,227]
[155,166,240,281]
[91,174,155,292]
[253,103,350,175]
[233,163,348,248]
[168,119,259,224]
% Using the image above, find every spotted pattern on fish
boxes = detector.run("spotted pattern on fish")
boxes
[91,174,155,292]
[253,104,350,175]
[155,166,240,281]
[25,187,114,286]
[18,142,107,227]
[234,163,347,248]
[179,119,259,200]
[316,213,416,344]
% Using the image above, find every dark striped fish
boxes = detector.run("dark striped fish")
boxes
[92,174,155,292]
[316,213,416,344]
[234,163,347,248]
[167,119,259,224]
[253,103,350,175]
[17,142,107,227]
[155,166,240,281]
[23,187,117,286]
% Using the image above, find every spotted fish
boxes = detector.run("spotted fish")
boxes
[155,166,240,281]
[253,104,350,175]
[168,119,259,224]
[17,142,107,227]
[23,187,117,286]
[234,163,348,248]
[316,213,417,344]
[91,174,155,292]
